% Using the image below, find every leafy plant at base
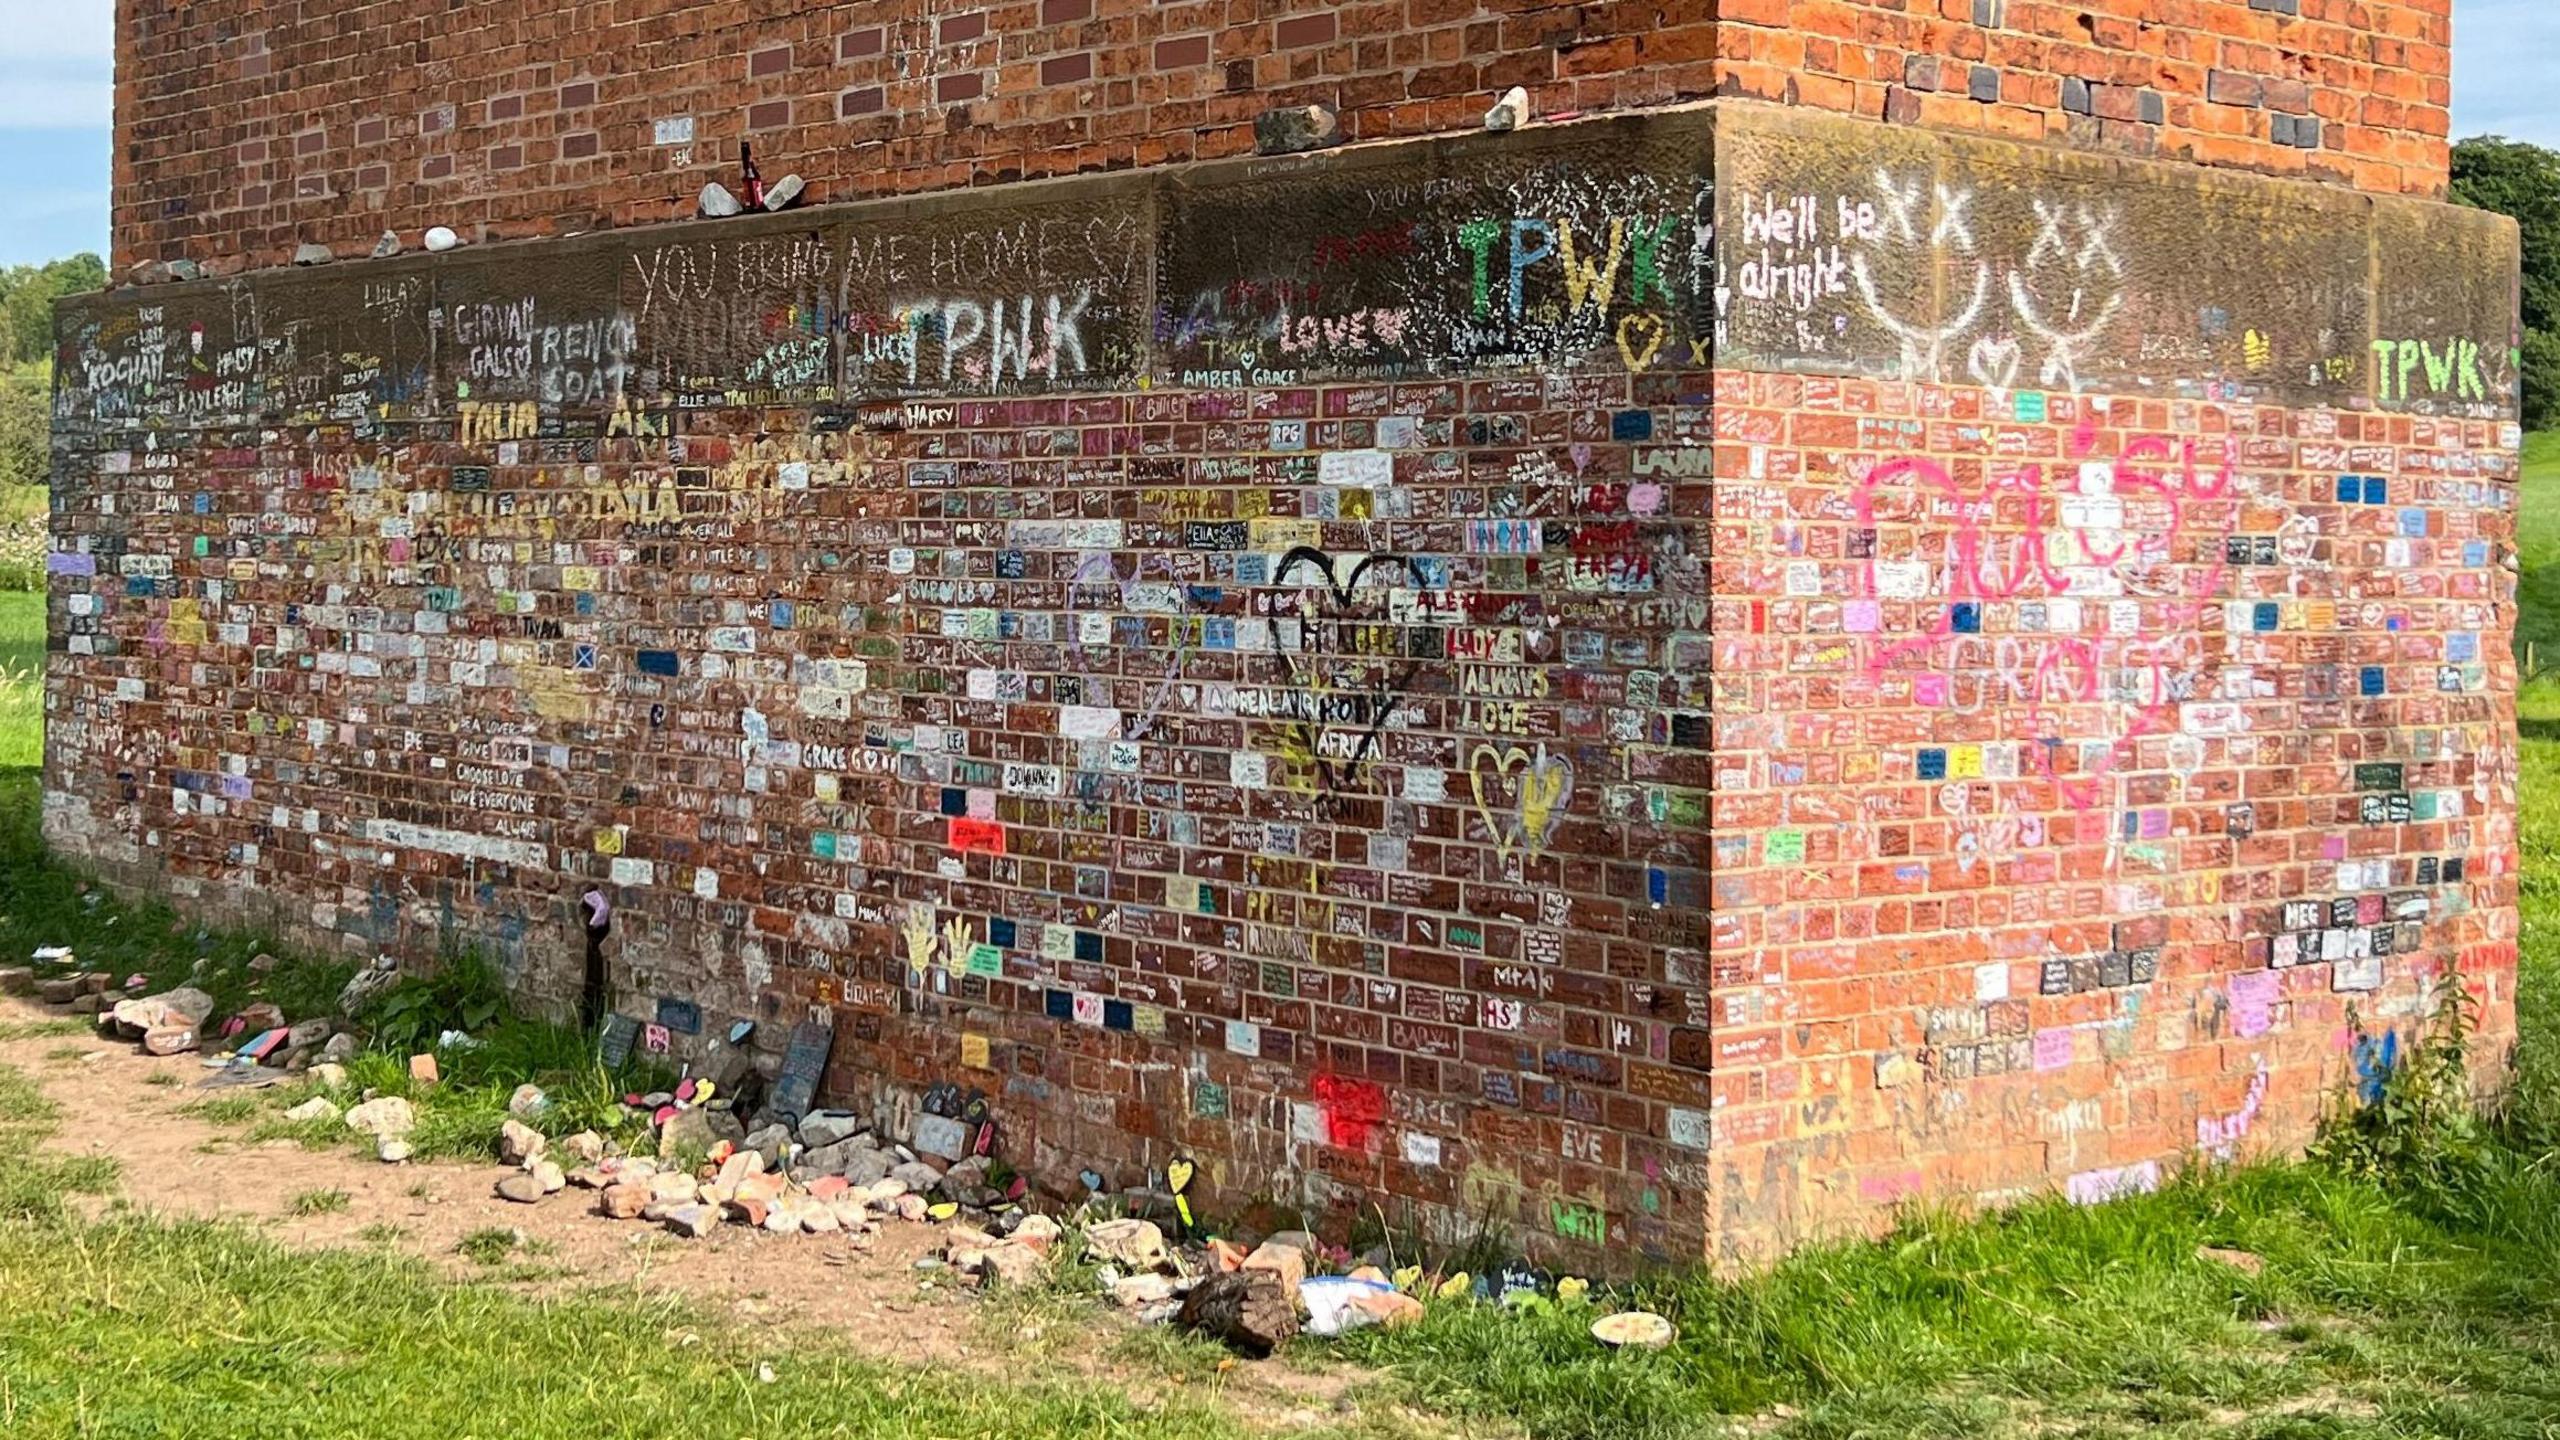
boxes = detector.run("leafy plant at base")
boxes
[2311,968,2487,1210]
[351,950,507,1056]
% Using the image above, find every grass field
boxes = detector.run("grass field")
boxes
[2512,431,2560,677]
[0,590,36,770]
[0,452,2558,1439]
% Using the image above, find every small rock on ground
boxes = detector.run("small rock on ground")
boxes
[1084,1217,1171,1271]
[345,1097,417,1138]
[498,1119,546,1165]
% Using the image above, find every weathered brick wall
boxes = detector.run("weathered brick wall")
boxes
[114,0,2458,274]
[50,104,2517,1266]
[1704,105,2518,1254]
[1715,0,2456,197]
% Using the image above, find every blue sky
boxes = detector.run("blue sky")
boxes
[0,0,112,267]
[0,0,2554,268]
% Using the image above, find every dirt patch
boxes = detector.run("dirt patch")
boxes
[0,998,1379,1430]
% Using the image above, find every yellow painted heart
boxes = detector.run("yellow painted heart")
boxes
[1615,312,1668,372]
[1166,1156,1196,1194]
[1469,743,1575,858]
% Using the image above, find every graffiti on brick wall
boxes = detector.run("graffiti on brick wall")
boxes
[1162,156,1713,383]
[1714,116,2520,417]
[1853,413,2235,845]
[38,106,2523,1264]
[1258,546,1437,793]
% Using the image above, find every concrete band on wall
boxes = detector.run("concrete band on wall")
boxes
[45,102,2520,1266]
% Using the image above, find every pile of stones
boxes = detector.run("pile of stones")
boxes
[482,1105,1039,1260]
[4,959,354,1075]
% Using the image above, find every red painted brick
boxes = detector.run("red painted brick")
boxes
[1155,35,1210,69]
[1277,13,1337,48]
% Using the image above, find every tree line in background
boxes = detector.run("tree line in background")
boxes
[1,254,104,472]
[0,255,106,585]
[2453,136,2560,432]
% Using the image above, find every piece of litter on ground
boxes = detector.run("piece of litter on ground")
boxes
[197,1062,287,1091]
[1591,1311,1677,1349]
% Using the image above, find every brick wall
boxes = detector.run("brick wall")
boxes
[115,0,2458,274]
[1714,0,2456,198]
[51,104,2518,1265]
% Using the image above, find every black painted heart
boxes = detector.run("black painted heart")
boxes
[1260,546,1432,791]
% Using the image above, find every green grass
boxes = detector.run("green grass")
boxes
[0,1057,118,1224]
[288,1188,350,1217]
[1337,1161,2560,1437]
[2513,433,2560,678]
[0,590,37,770]
[0,1196,1306,1440]
[453,1226,526,1264]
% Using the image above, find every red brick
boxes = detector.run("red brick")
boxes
[1275,13,1336,48]
[1155,35,1210,69]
